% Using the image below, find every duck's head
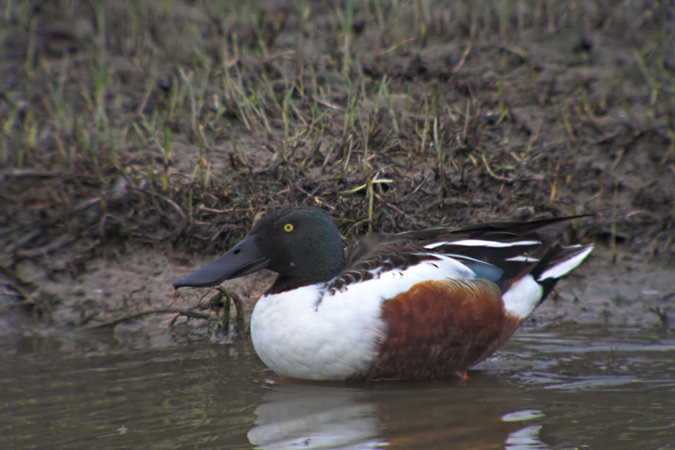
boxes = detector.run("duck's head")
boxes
[173,207,345,292]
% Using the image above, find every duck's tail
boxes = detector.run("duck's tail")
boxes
[502,243,593,318]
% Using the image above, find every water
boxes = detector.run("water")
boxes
[1,325,674,449]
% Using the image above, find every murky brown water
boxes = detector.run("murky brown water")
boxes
[2,325,674,449]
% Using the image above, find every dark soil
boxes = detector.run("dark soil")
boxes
[1,1,673,336]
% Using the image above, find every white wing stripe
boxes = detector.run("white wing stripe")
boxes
[426,239,541,248]
[537,246,593,281]
[505,255,540,262]
[423,242,448,249]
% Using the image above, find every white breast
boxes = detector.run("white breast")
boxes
[250,256,475,380]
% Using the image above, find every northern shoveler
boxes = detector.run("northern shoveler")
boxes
[174,206,593,381]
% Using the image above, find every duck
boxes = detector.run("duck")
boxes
[174,206,593,381]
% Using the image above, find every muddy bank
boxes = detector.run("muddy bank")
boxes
[1,238,672,340]
[0,0,673,335]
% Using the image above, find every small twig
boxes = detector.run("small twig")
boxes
[481,154,513,182]
[0,264,39,301]
[218,286,248,334]
[313,95,343,111]
[0,169,62,180]
[132,187,187,224]
[647,306,669,328]
[77,308,212,332]
[452,43,472,73]
[5,282,36,305]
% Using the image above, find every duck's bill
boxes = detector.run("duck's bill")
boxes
[173,235,269,288]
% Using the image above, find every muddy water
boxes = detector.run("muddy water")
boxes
[1,325,674,450]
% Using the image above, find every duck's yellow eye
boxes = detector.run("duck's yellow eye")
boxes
[283,223,294,232]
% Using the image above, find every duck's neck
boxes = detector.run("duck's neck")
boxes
[267,251,346,295]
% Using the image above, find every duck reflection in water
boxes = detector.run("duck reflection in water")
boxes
[247,377,549,450]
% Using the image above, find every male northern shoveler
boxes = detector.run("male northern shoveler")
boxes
[174,206,593,381]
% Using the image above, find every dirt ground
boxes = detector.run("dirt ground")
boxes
[1,1,673,337]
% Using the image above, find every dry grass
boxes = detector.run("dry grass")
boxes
[0,0,673,273]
